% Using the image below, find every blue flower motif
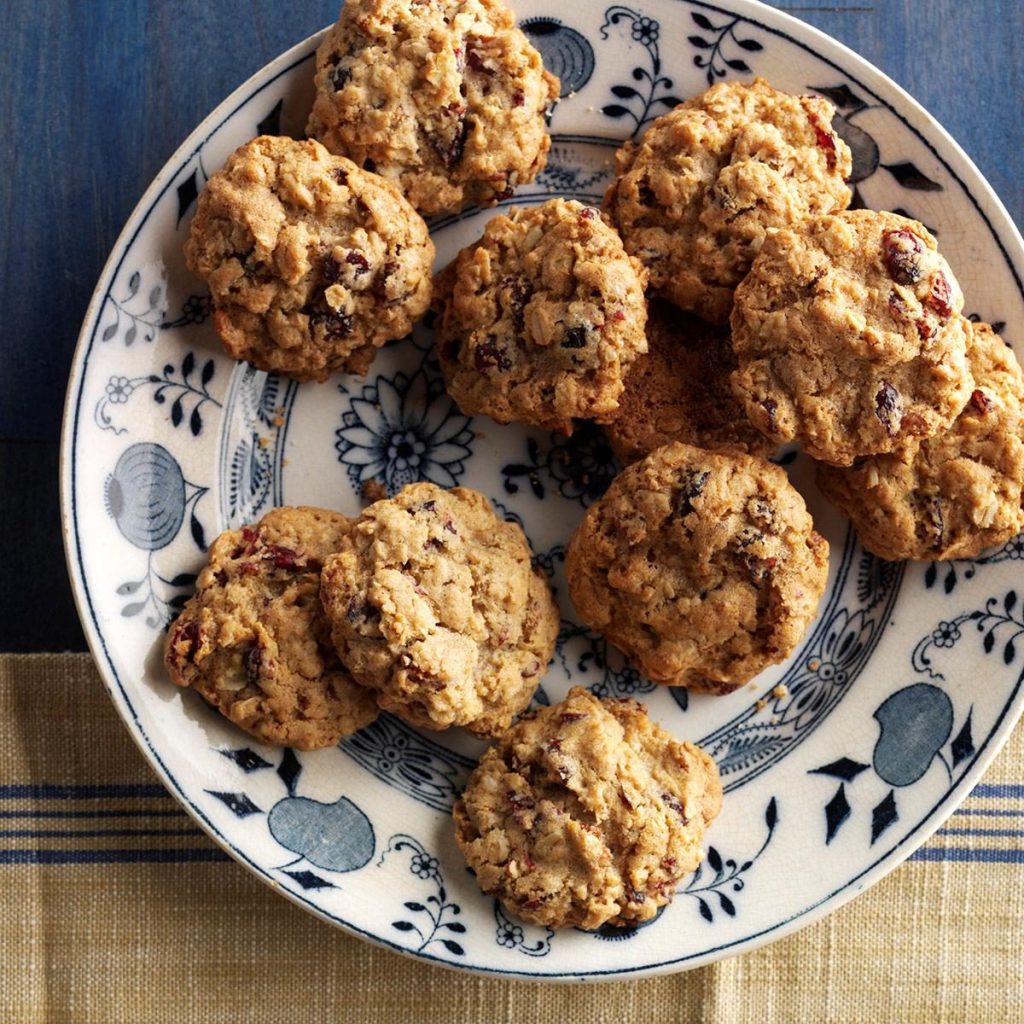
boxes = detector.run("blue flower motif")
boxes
[336,366,473,496]
[497,922,524,948]
[105,376,134,403]
[931,621,961,648]
[631,16,659,45]
[410,851,439,880]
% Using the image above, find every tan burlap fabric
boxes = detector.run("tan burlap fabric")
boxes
[1,654,1021,1022]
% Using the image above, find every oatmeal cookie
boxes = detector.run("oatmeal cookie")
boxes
[730,210,973,466]
[818,322,1024,561]
[453,686,722,930]
[566,443,829,693]
[605,78,852,324]
[433,198,649,433]
[184,135,434,382]
[307,0,559,216]
[320,482,559,736]
[164,507,379,749]
[605,299,776,464]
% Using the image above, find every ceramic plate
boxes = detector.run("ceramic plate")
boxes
[61,0,1024,979]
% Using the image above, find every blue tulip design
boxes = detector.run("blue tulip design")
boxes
[872,683,953,787]
[268,795,375,873]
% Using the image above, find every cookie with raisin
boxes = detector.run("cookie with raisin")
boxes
[307,0,559,216]
[566,443,829,693]
[604,299,775,465]
[454,686,722,930]
[730,210,973,466]
[320,482,559,736]
[433,198,648,433]
[605,78,852,324]
[164,507,378,750]
[184,135,434,382]
[817,322,1024,560]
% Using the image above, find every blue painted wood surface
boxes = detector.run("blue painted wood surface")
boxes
[0,0,1021,649]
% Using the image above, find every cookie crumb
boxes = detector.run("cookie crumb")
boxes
[772,683,789,699]
[360,479,388,504]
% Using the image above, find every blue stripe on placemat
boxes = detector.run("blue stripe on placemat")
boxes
[0,849,229,864]
[938,827,1024,838]
[0,784,170,799]
[0,828,201,839]
[968,783,1024,799]
[911,847,1024,864]
[0,809,188,819]
[953,808,1024,818]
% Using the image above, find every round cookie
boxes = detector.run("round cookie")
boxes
[320,482,559,736]
[566,443,829,693]
[184,135,434,382]
[164,507,379,750]
[605,78,852,325]
[433,198,649,433]
[730,210,973,466]
[818,322,1024,561]
[307,0,559,216]
[605,299,776,465]
[453,686,722,930]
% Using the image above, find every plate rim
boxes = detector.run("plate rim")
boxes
[59,0,1024,980]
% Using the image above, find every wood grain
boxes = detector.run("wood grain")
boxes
[0,0,1020,650]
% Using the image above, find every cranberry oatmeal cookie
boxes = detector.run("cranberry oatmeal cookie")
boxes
[605,299,776,465]
[730,210,973,466]
[184,135,434,382]
[453,687,722,930]
[307,0,559,216]
[605,78,852,324]
[164,507,378,750]
[566,443,829,693]
[320,482,559,736]
[433,198,648,433]
[818,322,1024,561]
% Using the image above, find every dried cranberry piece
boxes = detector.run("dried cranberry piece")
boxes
[346,251,371,275]
[512,89,525,107]
[170,620,199,662]
[761,398,778,431]
[675,469,711,517]
[874,380,902,436]
[882,229,924,285]
[244,645,262,686]
[969,389,991,415]
[807,111,838,169]
[520,660,541,678]
[329,64,351,91]
[321,255,343,285]
[561,325,588,349]
[309,308,354,340]
[661,792,689,824]
[926,272,954,318]
[916,317,935,341]
[660,857,677,871]
[888,290,909,322]
[579,207,597,221]
[465,48,495,76]
[493,183,516,202]
[265,545,301,570]
[331,168,348,186]
[437,114,470,170]
[443,518,457,535]
[559,712,586,723]
[503,277,531,335]
[474,336,512,372]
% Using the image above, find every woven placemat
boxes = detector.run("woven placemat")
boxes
[2,653,1020,1023]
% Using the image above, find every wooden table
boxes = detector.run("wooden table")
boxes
[2,0,1021,651]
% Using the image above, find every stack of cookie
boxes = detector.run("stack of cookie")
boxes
[165,0,1024,934]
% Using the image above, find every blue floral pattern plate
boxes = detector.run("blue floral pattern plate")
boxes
[61,0,1024,979]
